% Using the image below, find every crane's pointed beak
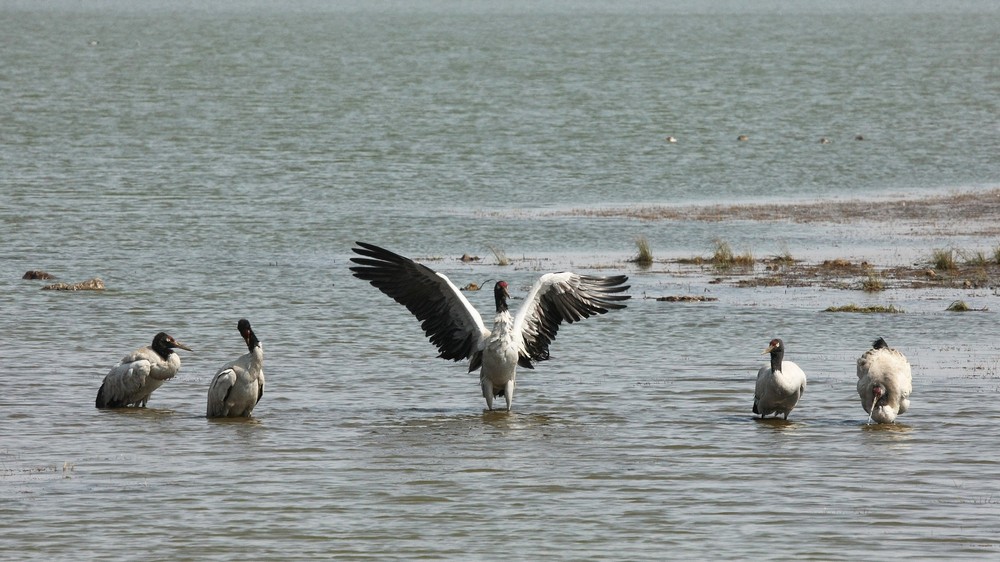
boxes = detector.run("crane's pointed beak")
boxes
[867,395,878,425]
[172,340,192,352]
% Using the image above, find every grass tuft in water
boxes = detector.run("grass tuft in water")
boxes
[861,266,885,292]
[963,249,990,267]
[771,247,795,267]
[631,236,653,267]
[711,239,754,270]
[931,248,956,270]
[488,246,511,266]
[947,300,988,312]
[947,300,971,312]
[824,304,904,313]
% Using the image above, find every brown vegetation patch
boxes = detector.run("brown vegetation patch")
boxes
[678,257,1000,291]
[22,270,55,280]
[655,295,719,302]
[824,304,905,313]
[556,189,1000,235]
[41,278,105,291]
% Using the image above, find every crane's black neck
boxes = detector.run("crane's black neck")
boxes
[494,282,508,313]
[769,345,784,374]
[238,319,260,352]
[245,329,260,352]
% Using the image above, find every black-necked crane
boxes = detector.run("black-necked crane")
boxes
[349,242,630,411]
[857,337,911,424]
[95,332,191,409]
[753,338,807,420]
[207,319,265,418]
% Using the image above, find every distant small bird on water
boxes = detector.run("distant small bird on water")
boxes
[737,134,749,141]
[207,319,265,418]
[857,337,911,424]
[753,338,807,420]
[96,332,191,408]
[350,242,631,411]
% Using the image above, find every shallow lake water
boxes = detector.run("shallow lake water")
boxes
[2,1,999,559]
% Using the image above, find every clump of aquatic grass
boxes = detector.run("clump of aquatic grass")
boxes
[821,258,854,269]
[947,300,988,312]
[712,239,734,266]
[931,248,956,271]
[963,249,990,267]
[861,266,885,292]
[824,304,904,313]
[947,300,971,312]
[711,239,754,270]
[733,250,755,268]
[771,248,795,267]
[630,236,654,267]
[487,246,511,266]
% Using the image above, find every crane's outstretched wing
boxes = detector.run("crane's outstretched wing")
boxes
[350,242,489,363]
[512,272,630,368]
[96,359,151,408]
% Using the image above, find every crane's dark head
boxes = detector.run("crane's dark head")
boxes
[151,332,192,357]
[764,338,784,354]
[494,281,510,312]
[873,337,889,350]
[763,338,785,372]
[237,318,260,351]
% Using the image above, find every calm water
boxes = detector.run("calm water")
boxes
[2,1,999,559]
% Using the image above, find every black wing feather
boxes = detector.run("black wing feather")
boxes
[350,242,485,362]
[516,273,630,367]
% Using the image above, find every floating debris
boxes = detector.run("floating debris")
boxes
[22,270,55,280]
[460,253,481,263]
[656,295,718,302]
[42,278,105,291]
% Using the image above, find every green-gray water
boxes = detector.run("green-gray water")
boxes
[2,1,999,559]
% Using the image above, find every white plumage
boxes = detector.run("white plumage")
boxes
[350,242,631,411]
[95,332,191,409]
[207,319,265,418]
[753,338,807,420]
[857,337,912,424]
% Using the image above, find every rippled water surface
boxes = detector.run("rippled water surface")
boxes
[2,1,1000,559]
